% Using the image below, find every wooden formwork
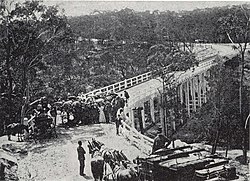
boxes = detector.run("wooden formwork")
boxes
[136,146,237,181]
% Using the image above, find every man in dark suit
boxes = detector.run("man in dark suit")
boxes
[77,141,86,176]
[115,114,122,135]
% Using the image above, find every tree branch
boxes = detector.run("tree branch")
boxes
[226,32,243,53]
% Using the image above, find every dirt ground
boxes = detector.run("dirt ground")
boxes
[0,123,249,181]
[1,124,149,181]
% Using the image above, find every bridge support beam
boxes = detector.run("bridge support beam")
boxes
[201,72,207,103]
[186,80,190,116]
[150,98,155,123]
[179,83,183,105]
[177,71,209,117]
[130,108,135,128]
[204,72,207,103]
[198,74,202,107]
[141,103,145,129]
[159,103,165,135]
[194,76,198,112]
[190,78,194,113]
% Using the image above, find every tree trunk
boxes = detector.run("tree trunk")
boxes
[212,67,222,155]
[212,123,220,154]
[5,32,12,131]
[225,119,231,157]
[20,65,29,124]
[240,51,248,164]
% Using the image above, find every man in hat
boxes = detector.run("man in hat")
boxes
[124,90,130,106]
[152,127,171,154]
[77,141,86,176]
[115,114,122,135]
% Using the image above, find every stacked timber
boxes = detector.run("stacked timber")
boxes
[136,144,238,181]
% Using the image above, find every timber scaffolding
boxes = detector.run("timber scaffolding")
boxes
[136,145,238,181]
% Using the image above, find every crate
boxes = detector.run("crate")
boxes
[138,159,154,180]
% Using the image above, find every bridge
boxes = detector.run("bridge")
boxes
[79,44,241,136]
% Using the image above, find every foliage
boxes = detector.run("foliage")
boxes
[217,4,250,162]
[0,1,249,140]
[175,61,249,148]
[0,0,75,130]
[69,5,250,45]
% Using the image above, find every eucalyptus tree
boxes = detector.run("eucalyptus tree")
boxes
[217,4,250,164]
[0,0,75,130]
[147,43,198,136]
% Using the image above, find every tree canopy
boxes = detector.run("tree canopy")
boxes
[0,0,249,145]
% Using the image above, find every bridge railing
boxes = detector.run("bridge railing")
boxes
[173,54,218,84]
[120,120,153,155]
[80,71,152,99]
[193,43,213,49]
[80,48,218,99]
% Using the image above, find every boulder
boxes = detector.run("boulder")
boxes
[0,151,18,180]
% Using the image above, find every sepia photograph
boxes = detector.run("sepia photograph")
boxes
[0,0,249,180]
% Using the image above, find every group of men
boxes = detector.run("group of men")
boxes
[58,90,130,126]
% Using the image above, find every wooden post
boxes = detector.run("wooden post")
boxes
[189,79,194,113]
[130,108,135,128]
[186,81,190,116]
[203,72,207,103]
[150,97,155,123]
[198,74,202,107]
[141,103,145,129]
[179,83,183,105]
[192,78,196,112]
[160,94,165,134]
[124,79,128,89]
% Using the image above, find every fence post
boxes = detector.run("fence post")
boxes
[124,79,128,89]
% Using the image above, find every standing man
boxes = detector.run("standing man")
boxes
[77,141,86,176]
[104,100,112,123]
[124,90,130,106]
[115,114,122,135]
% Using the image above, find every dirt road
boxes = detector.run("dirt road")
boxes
[10,123,149,181]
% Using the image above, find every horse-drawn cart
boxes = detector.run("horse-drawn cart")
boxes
[136,146,238,181]
[33,114,57,140]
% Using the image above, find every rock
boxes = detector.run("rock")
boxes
[17,149,28,155]
[0,151,18,180]
[235,155,250,164]
[2,143,28,155]
[0,151,18,166]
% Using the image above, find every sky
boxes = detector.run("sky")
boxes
[14,1,250,17]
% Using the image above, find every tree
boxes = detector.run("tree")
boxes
[174,57,248,151]
[0,0,74,132]
[218,5,250,164]
[147,43,198,136]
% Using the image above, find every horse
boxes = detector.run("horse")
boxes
[91,150,105,181]
[88,140,105,181]
[103,150,138,181]
[6,123,29,141]
[110,161,138,181]
[89,147,105,181]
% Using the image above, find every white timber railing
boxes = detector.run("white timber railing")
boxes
[174,54,218,84]
[80,71,152,99]
[120,121,153,155]
[79,47,219,99]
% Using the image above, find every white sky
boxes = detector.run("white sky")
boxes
[14,1,250,17]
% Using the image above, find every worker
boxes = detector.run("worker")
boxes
[152,127,171,154]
